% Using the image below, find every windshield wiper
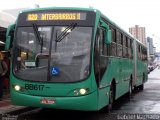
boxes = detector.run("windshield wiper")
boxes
[32,23,43,52]
[55,23,77,42]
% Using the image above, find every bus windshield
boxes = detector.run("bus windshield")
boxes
[13,26,92,82]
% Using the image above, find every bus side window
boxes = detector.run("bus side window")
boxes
[106,26,115,56]
[99,28,107,56]
[94,28,101,85]
[111,28,117,56]
[94,25,109,87]
[130,39,133,59]
[138,44,141,60]
[99,28,108,82]
[117,31,123,57]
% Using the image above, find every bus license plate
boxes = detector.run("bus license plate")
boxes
[40,98,55,104]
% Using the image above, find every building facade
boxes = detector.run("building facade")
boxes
[147,37,156,62]
[129,25,146,45]
[147,37,154,54]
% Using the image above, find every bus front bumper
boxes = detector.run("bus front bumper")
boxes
[11,91,98,111]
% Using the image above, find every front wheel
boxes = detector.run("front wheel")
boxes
[107,84,114,112]
[100,83,115,113]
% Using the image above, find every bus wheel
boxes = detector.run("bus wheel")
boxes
[127,81,132,99]
[139,84,144,90]
[139,74,145,90]
[107,84,114,112]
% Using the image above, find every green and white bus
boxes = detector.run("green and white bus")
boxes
[6,7,148,111]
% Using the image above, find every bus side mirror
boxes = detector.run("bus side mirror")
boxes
[100,21,112,44]
[105,30,112,44]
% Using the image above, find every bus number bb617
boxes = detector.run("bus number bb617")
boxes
[25,84,44,91]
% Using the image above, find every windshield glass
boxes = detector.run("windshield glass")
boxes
[13,26,92,82]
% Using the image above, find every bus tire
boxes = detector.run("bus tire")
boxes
[99,84,114,113]
[139,84,144,90]
[127,80,132,99]
[139,74,145,90]
[107,83,115,112]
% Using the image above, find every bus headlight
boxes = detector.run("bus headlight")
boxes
[14,85,21,91]
[72,88,89,96]
[79,88,87,95]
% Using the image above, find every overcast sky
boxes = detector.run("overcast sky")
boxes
[1,0,160,51]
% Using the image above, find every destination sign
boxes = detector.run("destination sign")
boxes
[27,13,87,21]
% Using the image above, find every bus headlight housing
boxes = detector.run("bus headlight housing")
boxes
[73,88,89,96]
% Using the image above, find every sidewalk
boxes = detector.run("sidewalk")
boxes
[0,89,28,114]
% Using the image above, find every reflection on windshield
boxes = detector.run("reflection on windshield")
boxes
[13,26,92,83]
[32,23,44,53]
[55,23,77,42]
